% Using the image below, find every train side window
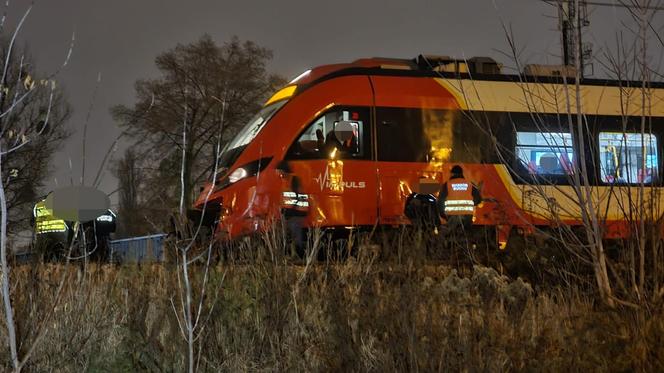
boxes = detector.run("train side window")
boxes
[598,132,658,184]
[515,131,574,176]
[377,107,430,162]
[286,107,370,160]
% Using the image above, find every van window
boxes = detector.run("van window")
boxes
[516,131,575,176]
[376,107,430,162]
[287,107,370,160]
[599,132,658,184]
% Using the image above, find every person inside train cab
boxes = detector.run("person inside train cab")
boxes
[325,120,357,156]
[437,165,482,229]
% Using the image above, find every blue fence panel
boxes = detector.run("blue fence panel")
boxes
[109,233,167,263]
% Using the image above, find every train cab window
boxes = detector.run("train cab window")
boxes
[287,107,370,160]
[515,131,575,177]
[598,132,658,184]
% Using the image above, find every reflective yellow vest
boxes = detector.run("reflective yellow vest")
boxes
[444,178,475,216]
[33,200,68,234]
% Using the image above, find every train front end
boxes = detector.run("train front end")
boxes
[191,84,299,241]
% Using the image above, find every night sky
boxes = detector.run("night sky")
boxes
[4,0,661,208]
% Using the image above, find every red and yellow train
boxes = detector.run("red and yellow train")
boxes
[192,55,664,247]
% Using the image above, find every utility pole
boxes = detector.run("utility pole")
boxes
[558,0,592,76]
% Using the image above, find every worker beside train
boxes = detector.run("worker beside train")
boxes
[404,164,482,237]
[437,165,482,232]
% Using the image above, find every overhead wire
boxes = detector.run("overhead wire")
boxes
[541,0,664,12]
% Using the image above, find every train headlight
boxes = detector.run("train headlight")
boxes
[214,157,273,191]
[228,167,249,184]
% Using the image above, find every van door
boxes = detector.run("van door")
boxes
[284,106,377,228]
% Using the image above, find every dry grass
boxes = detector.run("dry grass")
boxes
[1,232,663,372]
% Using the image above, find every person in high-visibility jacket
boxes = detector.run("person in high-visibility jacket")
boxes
[437,165,482,230]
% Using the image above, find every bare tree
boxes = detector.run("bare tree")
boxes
[0,4,75,371]
[168,91,228,373]
[535,0,664,307]
[0,40,70,235]
[111,147,146,237]
[460,0,664,307]
[112,35,284,230]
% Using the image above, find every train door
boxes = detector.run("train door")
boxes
[370,76,459,224]
[284,106,378,227]
[374,107,433,224]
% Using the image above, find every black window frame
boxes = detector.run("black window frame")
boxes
[589,114,664,186]
[508,112,580,186]
[285,105,372,161]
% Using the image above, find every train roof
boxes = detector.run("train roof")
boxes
[278,55,664,117]
[295,55,664,90]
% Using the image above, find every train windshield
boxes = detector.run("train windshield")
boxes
[217,100,286,171]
